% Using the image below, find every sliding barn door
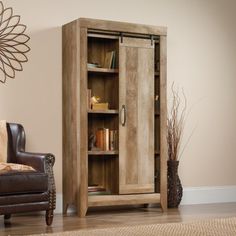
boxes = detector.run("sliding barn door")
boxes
[119,37,155,194]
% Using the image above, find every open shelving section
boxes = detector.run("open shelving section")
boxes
[87,34,119,198]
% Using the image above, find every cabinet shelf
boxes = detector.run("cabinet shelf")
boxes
[88,193,161,207]
[88,109,119,114]
[155,72,160,76]
[88,192,111,196]
[88,67,119,74]
[88,150,119,155]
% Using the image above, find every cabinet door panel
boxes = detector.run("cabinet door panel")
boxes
[119,37,154,194]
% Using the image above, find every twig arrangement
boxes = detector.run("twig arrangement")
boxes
[0,1,30,83]
[167,83,187,161]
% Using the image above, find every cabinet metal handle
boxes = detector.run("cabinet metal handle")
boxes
[121,105,126,126]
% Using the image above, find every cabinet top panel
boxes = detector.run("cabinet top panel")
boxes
[63,18,167,36]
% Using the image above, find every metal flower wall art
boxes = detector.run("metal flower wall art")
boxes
[0,1,30,83]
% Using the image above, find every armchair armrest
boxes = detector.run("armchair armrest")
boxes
[16,151,55,173]
[16,151,56,211]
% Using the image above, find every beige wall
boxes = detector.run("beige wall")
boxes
[1,0,236,195]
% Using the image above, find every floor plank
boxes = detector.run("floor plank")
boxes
[1,203,236,235]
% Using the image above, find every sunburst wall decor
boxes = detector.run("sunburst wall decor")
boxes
[0,1,30,83]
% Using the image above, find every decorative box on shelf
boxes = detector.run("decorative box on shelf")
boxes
[92,103,109,110]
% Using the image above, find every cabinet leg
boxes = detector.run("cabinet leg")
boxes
[63,202,69,215]
[160,201,167,212]
[78,206,88,217]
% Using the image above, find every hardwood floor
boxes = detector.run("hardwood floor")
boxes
[1,203,236,235]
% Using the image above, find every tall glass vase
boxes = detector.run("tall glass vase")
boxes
[167,160,183,208]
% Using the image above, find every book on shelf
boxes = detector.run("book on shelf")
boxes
[104,128,109,151]
[96,128,105,151]
[103,51,113,68]
[88,185,111,195]
[87,89,91,109]
[111,51,116,69]
[103,51,116,69]
[96,128,109,151]
[88,185,106,192]
[95,128,118,151]
[109,130,118,151]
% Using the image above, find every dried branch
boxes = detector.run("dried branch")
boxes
[167,83,187,161]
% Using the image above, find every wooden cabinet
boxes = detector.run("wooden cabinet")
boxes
[62,18,167,217]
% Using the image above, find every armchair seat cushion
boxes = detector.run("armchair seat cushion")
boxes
[0,171,48,195]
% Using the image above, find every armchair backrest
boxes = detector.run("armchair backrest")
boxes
[7,123,26,163]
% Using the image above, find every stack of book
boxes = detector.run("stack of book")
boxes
[87,62,101,68]
[87,89,92,109]
[88,185,106,192]
[103,51,116,69]
[88,185,111,195]
[95,128,118,151]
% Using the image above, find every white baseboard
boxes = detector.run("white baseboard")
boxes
[181,185,236,205]
[55,186,236,213]
[55,193,63,214]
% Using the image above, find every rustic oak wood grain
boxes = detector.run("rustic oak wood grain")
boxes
[79,18,167,36]
[119,37,155,194]
[63,18,167,216]
[62,21,78,214]
[78,27,89,217]
[159,35,168,211]
[88,193,160,207]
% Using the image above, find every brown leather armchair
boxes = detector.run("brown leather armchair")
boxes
[0,123,56,225]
